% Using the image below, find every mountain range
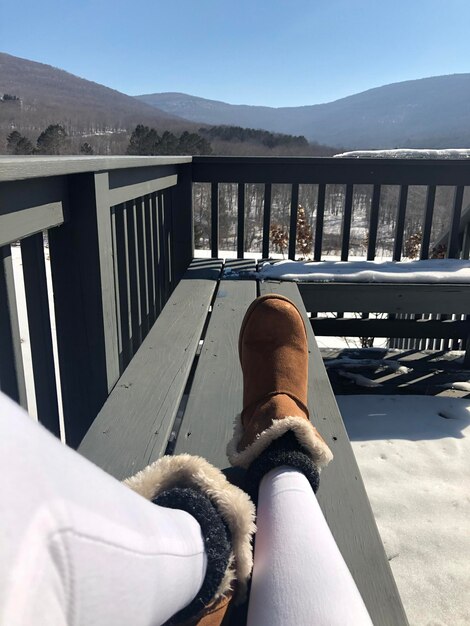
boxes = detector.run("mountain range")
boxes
[0,52,195,148]
[2,51,470,152]
[138,75,470,149]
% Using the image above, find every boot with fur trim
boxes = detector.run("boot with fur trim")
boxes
[227,294,333,492]
[124,454,256,625]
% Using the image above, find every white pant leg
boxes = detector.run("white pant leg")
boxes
[247,466,372,626]
[0,392,207,626]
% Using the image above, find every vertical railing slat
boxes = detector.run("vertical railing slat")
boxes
[158,191,169,304]
[288,183,299,260]
[367,184,381,260]
[114,204,131,371]
[393,185,408,261]
[152,192,163,316]
[125,200,141,356]
[341,184,354,261]
[0,245,27,408]
[314,184,326,261]
[447,185,464,258]
[462,222,470,259]
[163,189,173,298]
[211,182,219,258]
[135,198,149,339]
[262,183,272,259]
[237,183,245,258]
[143,195,156,326]
[21,233,60,436]
[420,185,436,260]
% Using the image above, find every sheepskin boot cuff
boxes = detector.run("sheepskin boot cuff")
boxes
[124,454,256,610]
[155,487,231,625]
[244,431,321,503]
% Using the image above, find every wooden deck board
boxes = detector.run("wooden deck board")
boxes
[78,259,222,480]
[174,260,257,468]
[260,280,409,626]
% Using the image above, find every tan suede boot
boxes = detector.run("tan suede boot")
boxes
[227,294,333,472]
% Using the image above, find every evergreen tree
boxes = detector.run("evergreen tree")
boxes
[7,130,34,155]
[36,124,68,154]
[158,130,178,155]
[80,142,94,155]
[127,125,160,155]
[178,131,212,155]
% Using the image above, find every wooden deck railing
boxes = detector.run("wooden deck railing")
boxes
[1,156,193,446]
[191,156,470,260]
[1,155,469,447]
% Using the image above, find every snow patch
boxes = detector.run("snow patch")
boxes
[258,259,470,283]
[339,395,470,626]
[335,148,470,159]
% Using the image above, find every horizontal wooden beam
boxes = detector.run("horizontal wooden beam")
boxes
[299,283,470,315]
[0,176,67,245]
[108,174,178,206]
[0,202,64,246]
[311,317,470,339]
[192,156,470,186]
[0,156,191,182]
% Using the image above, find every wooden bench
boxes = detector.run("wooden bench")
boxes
[299,281,470,365]
[79,259,409,626]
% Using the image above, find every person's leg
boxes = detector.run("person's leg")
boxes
[0,392,255,626]
[228,295,371,625]
[247,467,372,626]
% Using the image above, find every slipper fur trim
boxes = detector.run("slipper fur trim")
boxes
[227,413,333,470]
[123,454,256,601]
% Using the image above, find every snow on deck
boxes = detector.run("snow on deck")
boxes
[339,395,470,626]
[335,148,470,159]
[258,259,470,283]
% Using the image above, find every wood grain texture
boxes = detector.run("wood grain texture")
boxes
[260,280,409,626]
[78,259,222,480]
[299,282,470,315]
[174,261,257,468]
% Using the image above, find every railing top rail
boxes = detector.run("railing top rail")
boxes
[192,155,470,186]
[0,155,193,183]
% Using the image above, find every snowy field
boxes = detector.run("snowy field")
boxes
[10,244,470,625]
[340,395,470,626]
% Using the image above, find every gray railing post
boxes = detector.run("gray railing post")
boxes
[170,163,194,285]
[48,171,119,448]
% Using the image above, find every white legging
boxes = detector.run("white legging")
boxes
[0,392,371,625]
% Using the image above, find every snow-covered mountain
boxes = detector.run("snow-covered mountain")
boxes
[137,75,470,149]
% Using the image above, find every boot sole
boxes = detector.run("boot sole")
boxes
[238,293,308,365]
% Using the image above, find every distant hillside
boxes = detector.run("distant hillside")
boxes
[198,125,338,156]
[137,76,470,149]
[0,52,194,152]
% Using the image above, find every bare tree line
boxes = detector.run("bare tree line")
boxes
[193,183,468,258]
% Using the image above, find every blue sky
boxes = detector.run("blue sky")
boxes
[1,0,470,106]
